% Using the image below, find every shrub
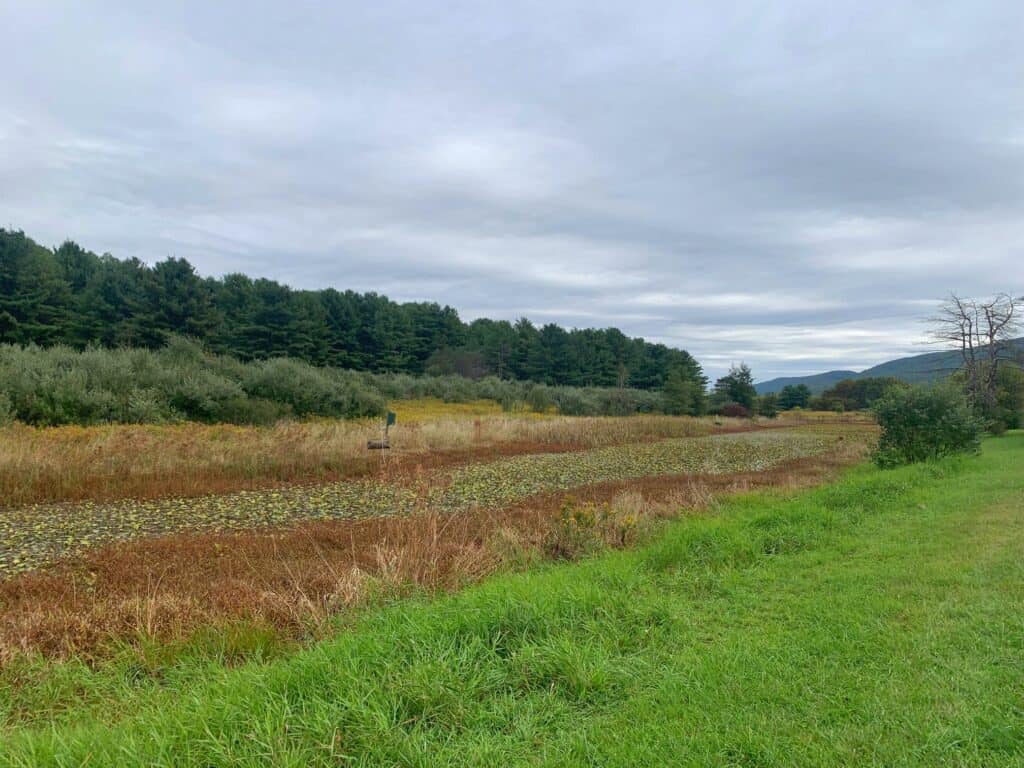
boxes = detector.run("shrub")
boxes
[545,497,604,559]
[595,389,631,417]
[0,338,688,426]
[720,402,751,419]
[0,392,13,426]
[552,389,595,416]
[212,396,292,426]
[527,385,554,413]
[241,359,385,419]
[755,393,779,418]
[993,365,1024,431]
[872,383,983,467]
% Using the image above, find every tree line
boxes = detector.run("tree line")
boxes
[0,229,706,402]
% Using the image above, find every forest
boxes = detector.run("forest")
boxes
[0,229,704,392]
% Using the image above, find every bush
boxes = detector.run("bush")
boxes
[720,402,751,419]
[0,338,691,427]
[241,359,386,420]
[552,389,595,416]
[872,383,983,467]
[755,393,779,418]
[0,392,13,426]
[525,384,557,413]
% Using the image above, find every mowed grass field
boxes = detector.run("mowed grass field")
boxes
[1,433,1020,766]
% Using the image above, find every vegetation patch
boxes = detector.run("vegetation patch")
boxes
[0,414,723,508]
[0,434,1019,765]
[872,382,984,466]
[0,443,862,664]
[0,429,843,577]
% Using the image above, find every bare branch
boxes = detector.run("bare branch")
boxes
[927,291,1022,409]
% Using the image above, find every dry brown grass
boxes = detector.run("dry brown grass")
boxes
[773,410,875,425]
[0,435,870,663]
[0,415,728,507]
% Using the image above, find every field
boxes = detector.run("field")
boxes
[0,429,842,576]
[0,408,870,658]
[0,409,729,508]
[0,425,1020,765]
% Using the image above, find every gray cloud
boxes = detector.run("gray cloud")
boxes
[3,0,1023,381]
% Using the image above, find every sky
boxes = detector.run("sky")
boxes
[2,1,1022,382]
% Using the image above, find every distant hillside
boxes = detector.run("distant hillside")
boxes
[753,370,858,396]
[756,338,1024,395]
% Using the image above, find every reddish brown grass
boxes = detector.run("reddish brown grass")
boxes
[0,415,804,508]
[0,437,869,664]
[0,416,729,508]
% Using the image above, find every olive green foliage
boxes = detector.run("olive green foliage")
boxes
[0,338,386,426]
[872,382,984,467]
[368,373,667,417]
[968,364,1024,434]
[947,362,1024,435]
[0,340,689,427]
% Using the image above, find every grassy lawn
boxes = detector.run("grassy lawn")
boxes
[1,434,1021,766]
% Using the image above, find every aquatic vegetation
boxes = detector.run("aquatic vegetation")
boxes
[0,413,716,507]
[0,429,843,576]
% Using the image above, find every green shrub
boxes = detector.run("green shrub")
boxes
[872,383,983,467]
[0,338,685,427]
[0,392,13,426]
[527,385,554,413]
[211,396,292,426]
[755,393,779,418]
[552,389,594,416]
[993,365,1024,430]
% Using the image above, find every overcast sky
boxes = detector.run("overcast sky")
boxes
[3,2,1022,381]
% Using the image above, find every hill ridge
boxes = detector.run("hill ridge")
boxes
[755,338,1024,394]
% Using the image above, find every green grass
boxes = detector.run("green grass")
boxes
[1,434,1022,766]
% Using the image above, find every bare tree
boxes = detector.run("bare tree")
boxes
[929,292,1023,410]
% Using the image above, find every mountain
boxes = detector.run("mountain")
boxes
[755,339,1024,395]
[753,370,858,396]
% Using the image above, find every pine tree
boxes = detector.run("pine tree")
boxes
[0,230,70,344]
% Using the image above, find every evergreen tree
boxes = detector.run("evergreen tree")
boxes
[778,383,812,410]
[0,230,70,344]
[713,363,757,409]
[72,256,159,347]
[53,240,97,292]
[511,318,545,381]
[663,365,700,415]
[148,257,219,340]
[0,229,709,393]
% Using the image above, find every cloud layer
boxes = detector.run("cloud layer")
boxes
[3,1,1022,380]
